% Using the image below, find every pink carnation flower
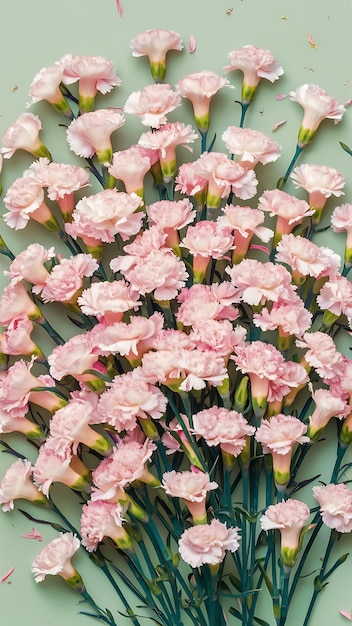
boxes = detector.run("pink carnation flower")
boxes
[3,176,48,230]
[258,188,314,241]
[27,64,68,111]
[295,331,345,381]
[65,189,143,243]
[176,70,233,131]
[313,483,352,533]
[217,204,273,263]
[147,198,196,248]
[222,126,281,168]
[176,283,239,327]
[226,258,294,306]
[331,204,352,262]
[260,499,310,566]
[131,29,183,82]
[289,84,345,145]
[192,406,255,456]
[180,220,233,281]
[48,333,100,382]
[139,122,198,182]
[162,469,218,522]
[253,297,312,339]
[189,319,246,359]
[124,83,182,128]
[77,279,141,323]
[317,275,352,322]
[307,386,350,439]
[5,243,55,293]
[178,518,241,568]
[80,500,130,552]
[224,44,283,102]
[108,145,152,195]
[91,312,163,360]
[175,161,208,200]
[290,163,345,222]
[0,282,41,326]
[33,443,90,496]
[0,316,41,358]
[0,112,51,160]
[40,254,99,304]
[66,109,125,163]
[31,533,81,583]
[276,233,341,283]
[0,459,47,511]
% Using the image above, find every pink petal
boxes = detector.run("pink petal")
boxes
[116,0,123,16]
[307,33,318,49]
[21,528,43,541]
[249,244,270,255]
[189,34,196,54]
[340,610,352,621]
[272,119,287,132]
[1,567,15,583]
[345,98,352,108]
[276,93,288,101]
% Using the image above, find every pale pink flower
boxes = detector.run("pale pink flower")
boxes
[95,369,167,432]
[222,126,281,168]
[27,64,73,118]
[3,176,47,230]
[147,198,196,243]
[307,387,350,439]
[295,331,345,381]
[0,404,43,437]
[138,122,198,181]
[60,54,121,112]
[260,499,310,566]
[131,29,183,82]
[5,243,55,293]
[181,220,233,281]
[0,282,41,325]
[313,483,352,533]
[33,444,90,496]
[317,275,352,322]
[255,414,309,486]
[224,45,283,102]
[189,319,246,359]
[151,328,194,352]
[193,151,258,205]
[162,469,218,522]
[290,163,345,217]
[114,247,188,301]
[176,283,239,327]
[78,279,141,323]
[176,70,233,131]
[289,84,345,145]
[48,333,100,382]
[178,518,240,567]
[124,83,181,128]
[161,414,193,455]
[108,145,152,194]
[217,204,273,262]
[40,254,98,304]
[175,161,208,199]
[0,316,41,357]
[111,224,167,264]
[31,533,81,583]
[80,500,130,552]
[91,439,157,501]
[0,459,47,511]
[276,234,341,282]
[65,189,143,243]
[91,312,163,360]
[331,204,352,261]
[258,188,314,241]
[253,297,312,338]
[226,258,294,306]
[66,109,125,163]
[192,406,255,456]
[0,112,51,160]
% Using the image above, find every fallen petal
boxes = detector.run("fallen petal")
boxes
[340,610,352,621]
[1,567,15,583]
[272,119,287,132]
[276,93,288,101]
[189,34,196,54]
[307,33,318,49]
[116,0,123,16]
[21,528,43,541]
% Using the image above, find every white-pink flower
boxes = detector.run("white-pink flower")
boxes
[0,459,47,511]
[192,406,255,456]
[48,333,99,382]
[222,126,281,168]
[260,499,310,565]
[317,275,352,322]
[26,157,91,203]
[138,122,198,181]
[91,312,163,360]
[0,282,41,326]
[289,84,345,145]
[124,83,181,128]
[0,316,40,357]
[290,163,345,206]
[66,109,125,162]
[1,112,51,160]
[3,176,47,230]
[307,386,350,439]
[33,443,90,496]
[162,469,218,522]
[295,331,345,381]
[193,151,258,205]
[40,254,99,304]
[31,533,81,583]
[178,518,240,567]
[176,283,239,327]
[5,243,55,293]
[77,279,141,323]
[313,483,352,533]
[258,188,314,240]
[108,145,152,194]
[224,45,283,102]
[131,29,183,81]
[226,258,294,306]
[176,70,233,131]
[80,500,130,552]
[276,234,341,281]
[59,54,121,112]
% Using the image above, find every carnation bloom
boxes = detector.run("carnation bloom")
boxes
[178,518,241,568]
[307,387,349,440]
[275,234,341,285]
[5,242,55,294]
[65,189,143,244]
[331,203,352,267]
[176,70,233,132]
[313,483,352,533]
[0,282,42,325]
[260,499,310,566]
[253,297,312,347]
[176,282,239,327]
[317,275,352,327]
[175,161,208,206]
[222,126,281,169]
[0,112,52,160]
[78,279,141,324]
[27,64,73,118]
[180,220,233,282]
[189,319,246,360]
[255,414,309,487]
[295,331,345,382]
[0,459,47,511]
[3,176,57,231]
[217,204,273,263]
[131,29,183,82]
[224,44,283,102]
[33,443,91,496]
[124,83,182,128]
[59,53,121,112]
[91,312,163,361]
[162,469,218,523]
[290,163,345,223]
[66,109,125,163]
[48,332,103,387]
[147,198,196,250]
[40,254,99,305]
[192,406,255,457]
[80,500,132,551]
[226,258,294,306]
[289,84,345,146]
[138,122,198,182]
[258,188,314,244]
[0,316,42,358]
[31,533,81,584]
[108,145,152,196]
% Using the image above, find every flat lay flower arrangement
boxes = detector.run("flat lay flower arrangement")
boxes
[1,27,352,626]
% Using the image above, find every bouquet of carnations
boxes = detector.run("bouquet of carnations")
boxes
[1,27,352,626]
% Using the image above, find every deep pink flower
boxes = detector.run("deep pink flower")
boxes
[178,518,241,567]
[289,84,345,145]
[313,483,352,533]
[131,29,183,82]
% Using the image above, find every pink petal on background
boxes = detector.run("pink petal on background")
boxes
[116,0,123,16]
[21,528,43,541]
[307,33,318,49]
[345,98,352,108]
[1,567,15,583]
[340,610,352,621]
[276,93,288,101]
[272,119,287,132]
[189,34,197,54]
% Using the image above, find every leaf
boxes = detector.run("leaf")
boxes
[208,133,217,152]
[340,141,352,156]
[323,552,349,581]
[18,509,68,533]
[257,560,274,596]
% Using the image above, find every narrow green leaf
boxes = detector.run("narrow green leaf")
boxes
[340,141,352,156]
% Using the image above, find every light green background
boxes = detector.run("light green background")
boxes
[1,1,352,625]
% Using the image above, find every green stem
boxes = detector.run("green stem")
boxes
[302,533,335,626]
[277,144,304,190]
